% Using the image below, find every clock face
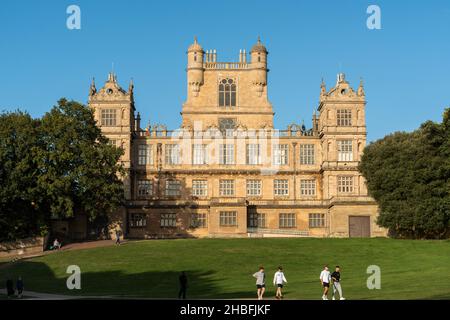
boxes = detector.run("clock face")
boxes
[106,88,113,95]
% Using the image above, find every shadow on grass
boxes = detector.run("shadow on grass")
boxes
[1,261,257,299]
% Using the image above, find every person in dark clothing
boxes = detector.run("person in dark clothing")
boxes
[6,279,14,298]
[16,277,24,298]
[115,230,121,245]
[178,271,188,299]
[331,266,345,300]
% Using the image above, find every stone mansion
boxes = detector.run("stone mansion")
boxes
[86,38,386,239]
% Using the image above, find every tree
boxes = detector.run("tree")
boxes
[36,98,125,221]
[0,99,125,241]
[360,108,450,239]
[0,111,43,241]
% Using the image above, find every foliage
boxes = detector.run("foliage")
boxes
[0,99,124,241]
[360,108,450,239]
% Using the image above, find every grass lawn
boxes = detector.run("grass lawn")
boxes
[1,238,449,299]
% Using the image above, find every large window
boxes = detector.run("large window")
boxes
[220,211,237,226]
[160,213,177,227]
[192,144,208,165]
[137,180,153,197]
[191,213,207,228]
[246,144,261,165]
[219,179,235,196]
[248,213,266,228]
[219,144,234,165]
[300,144,315,165]
[274,179,289,196]
[309,213,325,228]
[165,144,180,165]
[101,109,117,126]
[273,144,289,165]
[129,213,147,228]
[279,213,296,228]
[219,78,236,108]
[338,140,353,161]
[337,109,352,126]
[219,118,236,136]
[192,180,208,197]
[165,180,181,197]
[246,180,262,196]
[138,144,153,165]
[300,179,316,196]
[338,176,354,193]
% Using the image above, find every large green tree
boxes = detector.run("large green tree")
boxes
[0,111,43,241]
[0,99,125,241]
[360,108,450,239]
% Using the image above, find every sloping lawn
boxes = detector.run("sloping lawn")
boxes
[1,238,449,299]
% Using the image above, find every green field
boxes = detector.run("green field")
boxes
[1,238,450,299]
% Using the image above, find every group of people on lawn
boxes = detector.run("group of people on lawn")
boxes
[252,265,345,300]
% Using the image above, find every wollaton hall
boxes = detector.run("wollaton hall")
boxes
[54,38,387,239]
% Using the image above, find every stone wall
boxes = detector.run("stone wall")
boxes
[0,237,44,259]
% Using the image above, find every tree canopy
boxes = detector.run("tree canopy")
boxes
[360,108,450,239]
[0,99,124,241]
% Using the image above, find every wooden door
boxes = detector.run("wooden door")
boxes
[349,216,370,237]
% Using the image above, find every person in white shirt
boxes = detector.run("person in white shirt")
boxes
[319,265,331,300]
[273,266,288,299]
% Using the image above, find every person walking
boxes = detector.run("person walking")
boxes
[319,265,331,300]
[16,276,24,299]
[6,279,14,299]
[331,266,345,300]
[115,229,121,245]
[273,266,287,300]
[253,266,266,300]
[178,271,188,299]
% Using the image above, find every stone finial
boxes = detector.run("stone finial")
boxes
[358,78,365,96]
[129,78,134,94]
[89,77,96,96]
[320,78,326,96]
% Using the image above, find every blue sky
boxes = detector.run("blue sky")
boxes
[1,0,449,142]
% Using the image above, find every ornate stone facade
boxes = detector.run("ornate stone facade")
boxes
[88,38,387,239]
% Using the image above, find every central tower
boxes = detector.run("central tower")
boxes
[181,37,274,131]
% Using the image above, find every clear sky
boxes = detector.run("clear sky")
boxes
[1,0,449,141]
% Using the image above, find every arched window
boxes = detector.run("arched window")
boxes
[219,78,236,107]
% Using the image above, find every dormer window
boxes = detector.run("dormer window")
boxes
[218,78,236,108]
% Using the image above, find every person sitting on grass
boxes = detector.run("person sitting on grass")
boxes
[51,238,61,250]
